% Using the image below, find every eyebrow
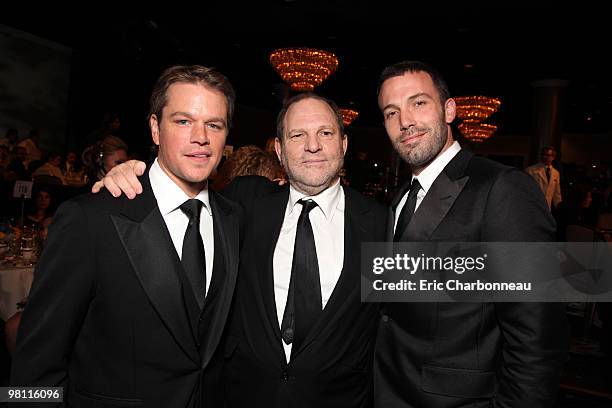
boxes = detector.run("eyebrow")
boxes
[169,111,227,125]
[288,125,336,134]
[382,92,434,112]
[205,117,227,126]
[169,111,195,119]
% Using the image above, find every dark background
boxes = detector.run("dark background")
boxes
[3,2,611,167]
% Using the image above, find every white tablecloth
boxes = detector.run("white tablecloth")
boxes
[0,265,34,321]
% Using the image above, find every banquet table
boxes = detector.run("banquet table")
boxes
[0,262,35,321]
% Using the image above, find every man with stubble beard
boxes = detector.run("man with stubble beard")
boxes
[374,61,568,408]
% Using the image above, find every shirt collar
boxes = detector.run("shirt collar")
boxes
[149,158,212,216]
[288,179,343,222]
[413,141,461,194]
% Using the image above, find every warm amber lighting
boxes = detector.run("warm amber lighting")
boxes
[454,96,501,121]
[270,47,339,91]
[454,96,501,142]
[458,120,498,143]
[339,108,359,126]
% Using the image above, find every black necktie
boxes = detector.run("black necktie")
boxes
[180,199,206,309]
[394,178,421,242]
[545,166,551,183]
[281,199,321,350]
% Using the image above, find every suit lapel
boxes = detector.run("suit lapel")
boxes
[539,167,548,186]
[404,172,468,241]
[290,186,368,358]
[400,148,471,241]
[200,191,240,368]
[111,174,200,364]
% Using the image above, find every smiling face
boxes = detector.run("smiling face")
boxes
[150,82,228,197]
[378,71,456,174]
[275,97,347,196]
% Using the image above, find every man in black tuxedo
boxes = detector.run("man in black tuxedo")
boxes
[10,65,242,407]
[94,93,387,408]
[374,61,568,407]
[221,93,386,408]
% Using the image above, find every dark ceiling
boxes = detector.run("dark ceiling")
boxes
[4,2,611,150]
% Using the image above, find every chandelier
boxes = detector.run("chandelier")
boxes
[269,47,339,91]
[454,96,501,120]
[339,108,359,126]
[458,121,498,143]
[454,95,501,142]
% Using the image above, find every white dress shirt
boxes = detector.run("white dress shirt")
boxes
[149,158,214,295]
[394,141,461,232]
[273,179,345,362]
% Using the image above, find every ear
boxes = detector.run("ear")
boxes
[342,134,348,156]
[444,98,456,124]
[274,137,283,163]
[150,115,160,146]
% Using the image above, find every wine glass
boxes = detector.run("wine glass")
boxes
[19,224,39,265]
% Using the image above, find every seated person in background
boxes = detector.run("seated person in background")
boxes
[62,151,81,175]
[0,128,19,151]
[32,152,66,184]
[212,144,285,191]
[82,135,128,183]
[17,129,42,168]
[24,189,55,225]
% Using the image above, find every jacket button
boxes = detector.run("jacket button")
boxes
[381,314,389,322]
[281,370,289,381]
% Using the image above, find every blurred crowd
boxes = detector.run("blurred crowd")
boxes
[1,120,129,188]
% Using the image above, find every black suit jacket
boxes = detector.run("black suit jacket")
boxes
[375,149,568,408]
[10,169,241,407]
[222,176,387,408]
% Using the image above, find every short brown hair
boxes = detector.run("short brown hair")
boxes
[100,135,128,157]
[149,65,236,126]
[377,61,450,106]
[276,92,345,142]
